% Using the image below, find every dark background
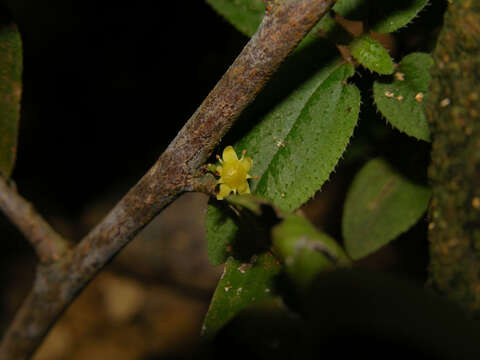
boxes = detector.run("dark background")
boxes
[4,0,247,220]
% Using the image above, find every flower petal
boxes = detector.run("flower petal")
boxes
[240,157,252,172]
[223,146,238,162]
[216,165,223,176]
[238,182,251,194]
[217,184,232,200]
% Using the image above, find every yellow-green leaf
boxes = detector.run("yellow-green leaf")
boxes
[350,34,394,75]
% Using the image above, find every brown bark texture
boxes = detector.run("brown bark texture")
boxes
[0,177,68,263]
[427,0,480,315]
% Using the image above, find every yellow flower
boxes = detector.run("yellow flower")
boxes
[216,146,253,200]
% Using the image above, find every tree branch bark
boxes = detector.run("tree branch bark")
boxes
[427,0,480,315]
[0,0,335,358]
[0,177,69,263]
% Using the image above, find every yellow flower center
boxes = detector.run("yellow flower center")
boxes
[214,145,253,200]
[222,160,247,188]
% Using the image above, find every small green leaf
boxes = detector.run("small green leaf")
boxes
[373,52,433,142]
[202,252,281,338]
[371,0,429,34]
[350,34,394,75]
[0,24,22,178]
[272,215,350,289]
[206,0,265,37]
[342,158,431,260]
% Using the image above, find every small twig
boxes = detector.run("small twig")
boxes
[0,1,335,358]
[0,177,69,263]
[186,172,217,195]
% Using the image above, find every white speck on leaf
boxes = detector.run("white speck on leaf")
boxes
[440,98,450,107]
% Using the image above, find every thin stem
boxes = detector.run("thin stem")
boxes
[0,177,69,263]
[0,1,335,358]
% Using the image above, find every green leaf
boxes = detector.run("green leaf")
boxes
[373,52,433,142]
[272,215,350,289]
[206,203,238,265]
[333,0,369,20]
[253,63,360,212]
[206,0,265,37]
[350,34,394,75]
[342,158,431,260]
[202,252,281,339]
[371,0,429,34]
[333,1,429,33]
[0,24,22,178]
